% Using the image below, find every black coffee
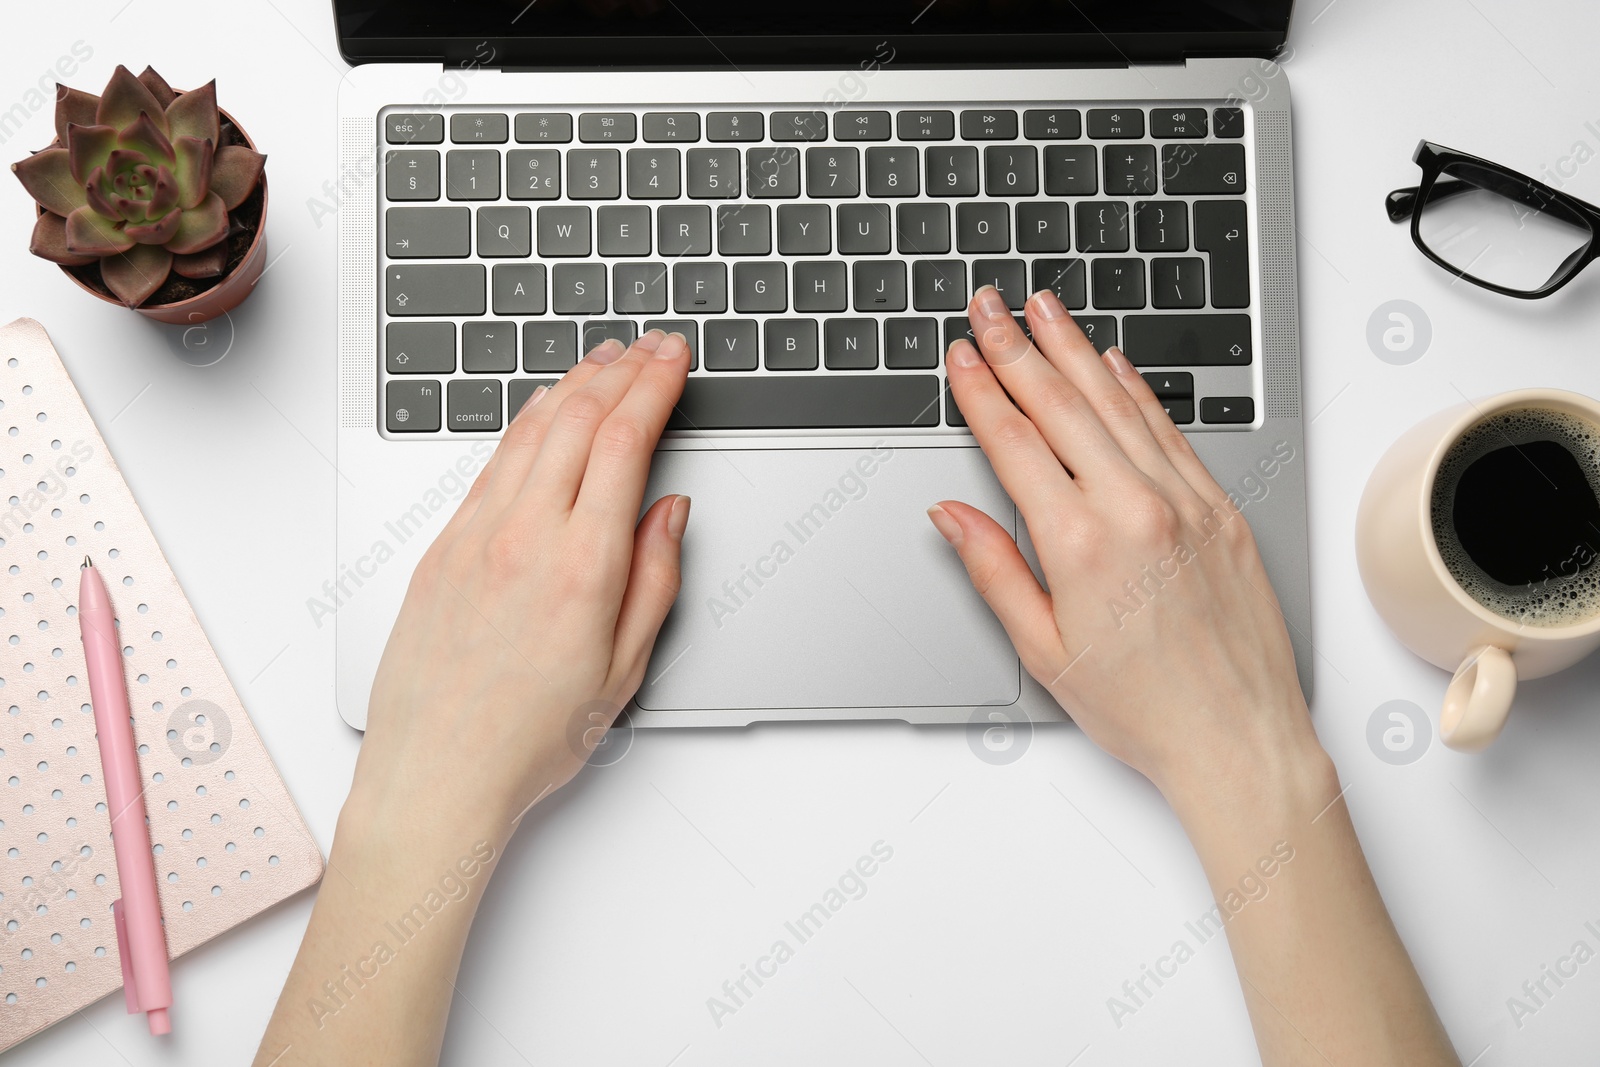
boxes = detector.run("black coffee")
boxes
[1431,408,1600,626]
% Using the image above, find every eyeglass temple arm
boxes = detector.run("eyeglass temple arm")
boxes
[1390,172,1600,228]
[1385,177,1471,222]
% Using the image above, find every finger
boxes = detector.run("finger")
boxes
[522,331,667,511]
[574,331,692,527]
[1098,344,1240,517]
[476,341,618,517]
[609,494,689,686]
[945,338,1079,524]
[1022,288,1189,495]
[966,286,1132,485]
[926,500,1063,677]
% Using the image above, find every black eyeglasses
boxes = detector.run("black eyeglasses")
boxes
[1386,141,1600,298]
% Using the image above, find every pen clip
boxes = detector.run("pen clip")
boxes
[111,898,140,1014]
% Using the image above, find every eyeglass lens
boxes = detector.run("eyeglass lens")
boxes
[1416,161,1594,293]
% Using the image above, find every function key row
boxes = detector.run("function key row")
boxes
[386,107,1247,145]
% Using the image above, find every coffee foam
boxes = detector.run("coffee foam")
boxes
[1431,407,1600,627]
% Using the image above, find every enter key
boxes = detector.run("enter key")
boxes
[1194,200,1250,309]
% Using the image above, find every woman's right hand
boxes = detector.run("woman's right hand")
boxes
[931,287,1461,1067]
[928,285,1327,806]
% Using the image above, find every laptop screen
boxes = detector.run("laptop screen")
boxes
[333,1,1294,67]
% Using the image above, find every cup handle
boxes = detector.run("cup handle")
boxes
[1439,645,1517,751]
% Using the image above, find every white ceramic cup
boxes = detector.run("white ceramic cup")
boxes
[1355,388,1600,751]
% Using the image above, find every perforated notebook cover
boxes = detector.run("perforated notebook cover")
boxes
[0,317,324,1050]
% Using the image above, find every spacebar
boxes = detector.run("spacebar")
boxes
[667,375,942,430]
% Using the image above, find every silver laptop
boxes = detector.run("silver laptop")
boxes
[331,2,1311,730]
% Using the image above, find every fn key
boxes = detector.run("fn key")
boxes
[387,380,442,432]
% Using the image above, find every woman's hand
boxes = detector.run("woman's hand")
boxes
[256,332,692,1067]
[932,289,1459,1067]
[354,329,693,839]
[930,286,1322,807]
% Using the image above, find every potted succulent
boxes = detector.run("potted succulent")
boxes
[12,65,267,325]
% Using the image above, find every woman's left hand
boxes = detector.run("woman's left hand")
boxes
[353,329,693,841]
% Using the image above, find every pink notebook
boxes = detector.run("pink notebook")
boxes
[0,318,324,1050]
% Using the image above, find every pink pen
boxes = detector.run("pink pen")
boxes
[78,557,173,1035]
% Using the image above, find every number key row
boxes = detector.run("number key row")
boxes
[386,143,1246,202]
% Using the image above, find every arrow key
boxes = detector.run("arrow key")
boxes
[448,379,503,432]
[1163,398,1195,425]
[1200,396,1255,425]
[1140,371,1193,399]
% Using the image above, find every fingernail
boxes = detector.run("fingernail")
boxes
[947,340,981,368]
[1102,346,1134,375]
[587,338,625,365]
[926,504,963,546]
[1029,288,1068,321]
[634,329,666,353]
[667,495,692,541]
[513,385,548,422]
[974,285,1009,320]
[656,331,689,360]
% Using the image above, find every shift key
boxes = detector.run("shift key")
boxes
[387,264,485,316]
[1124,314,1252,366]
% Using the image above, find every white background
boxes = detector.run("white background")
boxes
[3,1,1600,1064]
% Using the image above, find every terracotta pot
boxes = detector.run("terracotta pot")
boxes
[44,103,267,326]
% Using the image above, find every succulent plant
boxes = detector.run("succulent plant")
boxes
[12,65,266,308]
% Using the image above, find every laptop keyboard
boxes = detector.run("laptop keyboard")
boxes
[377,103,1257,437]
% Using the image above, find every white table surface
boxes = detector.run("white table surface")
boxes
[4,1,1599,1063]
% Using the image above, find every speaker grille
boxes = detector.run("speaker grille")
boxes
[338,117,377,430]
[1254,111,1301,420]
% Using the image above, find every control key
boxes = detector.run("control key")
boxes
[447,379,503,432]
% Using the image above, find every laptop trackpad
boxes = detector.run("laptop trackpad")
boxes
[636,444,1021,713]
